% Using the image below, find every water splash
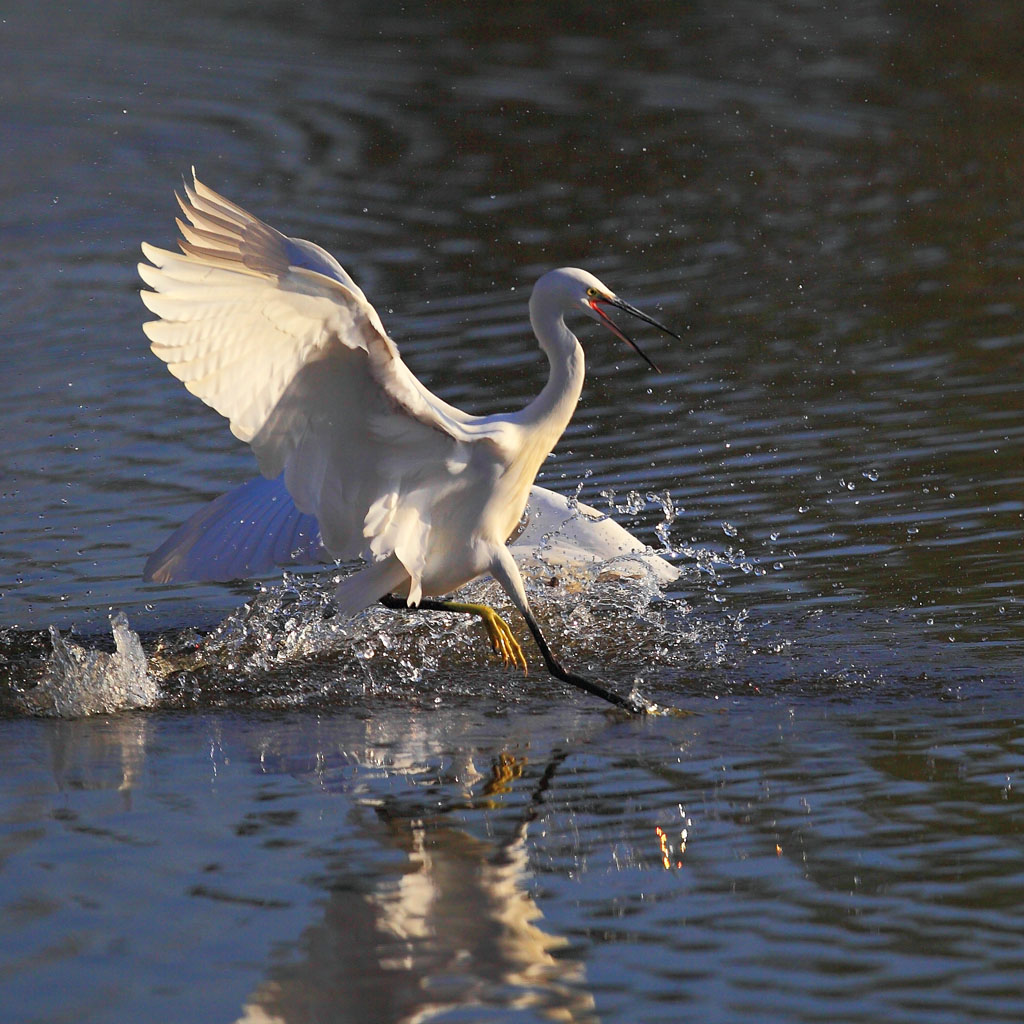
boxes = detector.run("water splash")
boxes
[18,611,157,718]
[599,486,779,593]
[2,490,794,715]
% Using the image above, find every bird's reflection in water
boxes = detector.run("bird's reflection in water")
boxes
[236,750,597,1024]
[38,710,601,1022]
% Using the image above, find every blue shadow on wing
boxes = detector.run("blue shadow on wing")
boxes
[144,474,326,583]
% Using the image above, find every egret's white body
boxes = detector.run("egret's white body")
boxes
[140,175,676,710]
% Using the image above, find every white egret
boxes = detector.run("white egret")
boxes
[140,175,678,712]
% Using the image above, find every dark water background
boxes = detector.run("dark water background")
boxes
[2,1,1024,1021]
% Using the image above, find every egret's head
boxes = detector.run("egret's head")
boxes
[536,267,679,373]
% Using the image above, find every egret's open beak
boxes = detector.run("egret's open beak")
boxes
[589,296,680,373]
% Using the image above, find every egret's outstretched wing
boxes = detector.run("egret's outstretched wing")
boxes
[143,474,328,583]
[140,175,508,601]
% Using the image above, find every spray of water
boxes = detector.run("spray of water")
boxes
[7,488,793,716]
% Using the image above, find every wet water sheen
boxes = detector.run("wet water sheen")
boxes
[2,1,1024,1021]
[5,700,1024,1023]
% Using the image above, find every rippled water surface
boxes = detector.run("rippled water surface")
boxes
[2,1,1024,1021]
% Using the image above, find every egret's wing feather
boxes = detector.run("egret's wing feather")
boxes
[141,175,507,599]
[513,486,679,585]
[144,474,327,583]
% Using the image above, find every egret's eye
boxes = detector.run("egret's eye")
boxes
[586,287,598,298]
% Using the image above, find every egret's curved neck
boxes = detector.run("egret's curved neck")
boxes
[490,289,586,537]
[521,297,585,440]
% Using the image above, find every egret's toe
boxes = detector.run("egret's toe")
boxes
[479,607,527,674]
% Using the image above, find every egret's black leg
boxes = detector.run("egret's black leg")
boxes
[518,608,650,714]
[381,595,471,614]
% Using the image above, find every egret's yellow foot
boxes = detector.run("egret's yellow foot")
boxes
[444,601,528,673]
